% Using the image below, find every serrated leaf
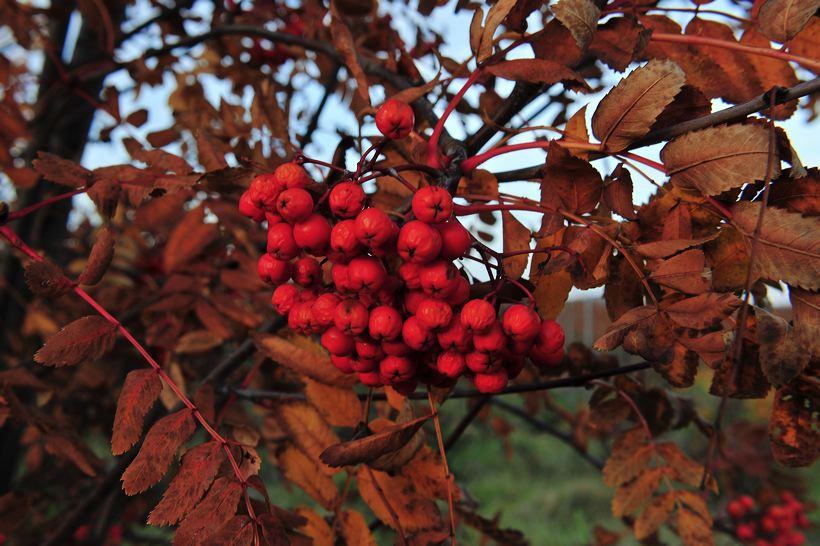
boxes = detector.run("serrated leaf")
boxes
[112,369,163,455]
[253,333,355,387]
[24,260,72,297]
[553,0,601,50]
[732,202,820,290]
[501,210,531,279]
[357,467,443,531]
[676,502,714,546]
[634,491,676,539]
[476,0,517,62]
[603,427,651,487]
[121,408,197,495]
[303,377,361,428]
[542,142,603,215]
[769,383,820,467]
[78,227,115,285]
[34,316,117,367]
[592,60,685,152]
[662,124,780,196]
[295,507,334,546]
[648,249,710,295]
[320,413,431,468]
[43,433,102,476]
[338,510,377,546]
[329,7,370,105]
[277,402,340,475]
[664,292,742,329]
[163,204,217,273]
[280,446,339,510]
[486,59,587,89]
[32,151,91,187]
[612,467,663,517]
[758,0,820,43]
[173,477,243,546]
[790,287,820,357]
[202,515,255,546]
[594,306,659,351]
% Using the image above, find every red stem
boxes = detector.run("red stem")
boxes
[8,189,85,221]
[426,69,483,168]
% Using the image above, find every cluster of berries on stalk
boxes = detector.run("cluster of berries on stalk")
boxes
[728,492,811,546]
[238,99,565,394]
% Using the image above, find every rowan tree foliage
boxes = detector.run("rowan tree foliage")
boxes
[0,0,819,545]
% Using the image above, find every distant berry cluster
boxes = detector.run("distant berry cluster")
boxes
[728,492,811,546]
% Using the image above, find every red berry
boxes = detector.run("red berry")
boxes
[461,299,496,334]
[397,220,442,263]
[762,517,778,534]
[437,315,472,352]
[248,173,284,209]
[334,299,369,335]
[330,219,364,259]
[403,290,427,315]
[530,346,564,368]
[288,301,313,333]
[473,369,508,393]
[509,339,535,354]
[265,210,283,224]
[310,293,340,327]
[737,524,756,541]
[292,256,322,287]
[534,319,565,354]
[266,223,300,260]
[274,162,312,189]
[728,500,746,520]
[436,219,472,259]
[436,350,466,378]
[375,99,414,139]
[419,261,459,299]
[358,371,382,386]
[379,355,416,383]
[257,254,292,285]
[355,207,396,248]
[466,351,503,373]
[402,316,435,351]
[331,263,350,292]
[276,187,314,223]
[739,495,756,511]
[271,283,300,315]
[330,354,355,374]
[321,327,355,356]
[412,186,453,224]
[382,339,411,356]
[398,262,421,289]
[368,305,403,341]
[347,256,387,292]
[415,298,453,331]
[239,191,265,222]
[502,305,541,342]
[445,275,470,306]
[329,182,366,218]
[293,213,331,255]
[355,337,384,360]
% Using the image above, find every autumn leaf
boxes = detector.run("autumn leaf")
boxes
[320,413,432,467]
[648,249,710,295]
[756,311,809,387]
[475,0,517,62]
[32,151,91,187]
[486,59,587,89]
[338,510,377,546]
[769,383,820,467]
[732,202,820,291]
[542,142,603,215]
[24,260,72,298]
[173,477,243,546]
[203,516,255,546]
[501,210,531,279]
[280,446,340,510]
[329,6,370,105]
[111,369,163,455]
[277,402,340,475]
[43,433,102,477]
[634,234,718,259]
[602,427,651,487]
[758,0,820,43]
[589,17,652,72]
[676,502,714,546]
[602,164,636,220]
[294,507,334,546]
[663,292,742,329]
[634,491,676,540]
[254,333,355,387]
[303,377,361,428]
[594,306,659,351]
[121,408,197,495]
[357,467,443,531]
[612,467,663,517]
[790,287,820,356]
[591,60,685,152]
[662,124,780,195]
[34,316,117,367]
[148,441,223,526]
[78,226,115,285]
[552,0,601,50]
[163,204,217,273]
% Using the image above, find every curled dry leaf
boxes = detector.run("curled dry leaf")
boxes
[756,310,809,387]
[78,226,115,285]
[320,413,432,468]
[663,292,742,329]
[662,123,780,196]
[552,0,601,50]
[34,316,118,367]
[758,0,820,43]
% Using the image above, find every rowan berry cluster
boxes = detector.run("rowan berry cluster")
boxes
[728,492,811,546]
[239,99,565,394]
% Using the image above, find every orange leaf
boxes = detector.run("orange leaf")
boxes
[111,369,163,455]
[357,467,443,531]
[280,446,340,510]
[611,467,663,517]
[758,0,819,43]
[303,377,361,428]
[634,491,676,540]
[78,226,115,286]
[338,510,376,546]
[501,210,531,279]
[34,316,117,367]
[173,477,243,546]
[254,333,355,387]
[769,383,820,467]
[294,507,334,546]
[162,204,217,273]
[277,402,340,475]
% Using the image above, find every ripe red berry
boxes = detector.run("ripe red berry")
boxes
[329,182,366,218]
[761,517,778,534]
[347,256,387,292]
[403,290,427,315]
[375,99,414,139]
[739,495,756,511]
[358,371,382,386]
[419,261,459,299]
[271,283,300,315]
[310,292,340,327]
[288,301,313,333]
[379,355,416,384]
[502,305,541,342]
[473,321,507,353]
[461,299,496,334]
[445,275,470,306]
[415,298,453,331]
[368,305,403,341]
[330,354,355,374]
[436,350,466,378]
[728,500,746,520]
[293,213,331,255]
[436,219,472,259]
[248,173,284,209]
[402,316,435,351]
[239,191,265,222]
[331,263,350,292]
[412,186,453,224]
[257,254,292,285]
[736,524,756,541]
[397,220,442,263]
[398,262,421,289]
[277,187,314,223]
[265,210,283,225]
[330,219,364,259]
[534,319,565,354]
[466,351,502,373]
[274,162,312,189]
[355,337,384,360]
[266,223,300,260]
[334,299,369,335]
[530,346,564,368]
[437,315,472,352]
[292,256,322,287]
[354,207,396,248]
[321,327,355,356]
[382,339,411,356]
[473,369,508,393]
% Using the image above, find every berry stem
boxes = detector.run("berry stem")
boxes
[7,189,86,221]
[427,69,483,168]
[427,390,457,545]
[364,466,408,546]
[460,140,601,173]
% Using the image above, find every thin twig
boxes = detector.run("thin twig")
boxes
[445,396,491,450]
[428,390,457,545]
[364,466,408,546]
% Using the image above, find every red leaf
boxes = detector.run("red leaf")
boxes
[24,260,72,298]
[34,316,117,367]
[173,477,243,546]
[111,369,163,455]
[121,408,197,495]
[32,151,91,188]
[542,142,602,215]
[78,226,115,286]
[163,205,218,273]
[148,441,223,526]
[486,59,587,90]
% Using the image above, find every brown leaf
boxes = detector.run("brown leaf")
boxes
[203,515,255,546]
[43,433,101,476]
[592,59,685,152]
[758,0,819,43]
[277,402,340,475]
[553,0,601,50]
[148,441,223,526]
[603,164,636,220]
[732,202,820,290]
[769,382,820,466]
[790,287,820,357]
[121,408,197,495]
[476,0,517,62]
[655,442,714,491]
[676,502,714,546]
[329,8,370,105]
[542,142,603,215]
[320,413,431,468]
[111,369,163,455]
[194,300,233,340]
[24,260,72,298]
[501,210,531,279]
[664,292,742,329]
[654,342,699,388]
[739,28,798,120]
[789,16,820,58]
[768,168,820,215]
[757,311,809,387]
[604,252,644,321]
[173,477,243,546]
[126,109,148,127]
[594,306,659,351]
[662,203,692,241]
[589,17,651,72]
[0,368,50,390]
[602,427,651,487]
[254,333,355,387]
[34,316,117,367]
[649,249,710,294]
[147,128,181,148]
[612,467,663,517]
[163,204,218,273]
[704,228,750,290]
[634,491,676,540]
[175,330,223,354]
[338,510,376,546]
[357,467,443,531]
[634,234,718,259]
[663,123,780,196]
[78,227,115,285]
[486,59,587,90]
[456,505,528,546]
[709,343,772,399]
[32,151,91,188]
[280,446,339,510]
[303,377,361,428]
